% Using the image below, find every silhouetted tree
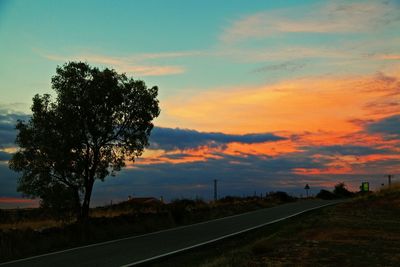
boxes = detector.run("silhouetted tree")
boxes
[9,62,160,221]
[266,191,294,202]
[316,189,337,200]
[333,182,354,198]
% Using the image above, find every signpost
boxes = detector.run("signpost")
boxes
[360,182,369,192]
[304,184,310,197]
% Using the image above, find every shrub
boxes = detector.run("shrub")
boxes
[333,183,355,198]
[316,189,337,200]
[218,196,243,203]
[169,198,206,224]
[266,191,295,202]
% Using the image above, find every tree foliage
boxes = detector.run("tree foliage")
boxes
[9,62,160,221]
[333,182,354,198]
[316,189,337,200]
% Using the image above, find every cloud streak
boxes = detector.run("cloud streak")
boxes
[41,51,194,76]
[366,114,400,139]
[149,127,285,150]
[221,1,399,43]
[253,61,306,73]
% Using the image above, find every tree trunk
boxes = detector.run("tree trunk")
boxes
[80,178,95,221]
[74,189,83,222]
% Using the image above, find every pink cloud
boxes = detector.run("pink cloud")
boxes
[40,52,187,76]
[0,197,39,209]
[376,54,400,60]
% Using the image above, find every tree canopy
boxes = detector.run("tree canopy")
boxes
[9,62,160,220]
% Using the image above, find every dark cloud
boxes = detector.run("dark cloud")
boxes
[253,61,306,73]
[92,148,391,204]
[366,114,400,138]
[1,111,285,151]
[0,151,12,161]
[0,162,19,197]
[304,145,391,156]
[348,118,374,127]
[375,72,397,84]
[0,111,30,147]
[93,152,324,203]
[149,127,286,150]
[1,111,397,207]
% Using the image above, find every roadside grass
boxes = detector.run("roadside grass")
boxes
[145,185,400,267]
[0,219,62,232]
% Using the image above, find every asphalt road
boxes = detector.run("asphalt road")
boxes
[1,199,342,267]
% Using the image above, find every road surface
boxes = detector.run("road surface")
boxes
[1,199,342,267]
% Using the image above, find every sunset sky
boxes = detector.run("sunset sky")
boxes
[1,0,400,208]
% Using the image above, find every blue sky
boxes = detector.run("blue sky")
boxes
[1,0,400,207]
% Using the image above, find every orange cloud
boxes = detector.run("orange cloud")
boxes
[0,197,36,203]
[162,72,400,135]
[223,139,300,157]
[0,197,39,209]
[134,136,302,166]
[134,146,224,166]
[152,71,400,176]
[0,197,37,204]
[376,54,400,60]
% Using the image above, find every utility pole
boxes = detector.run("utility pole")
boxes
[386,174,393,187]
[214,179,218,201]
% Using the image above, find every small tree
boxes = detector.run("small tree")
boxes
[9,62,160,221]
[316,189,337,200]
[333,182,354,198]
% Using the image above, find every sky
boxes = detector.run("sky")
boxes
[1,0,400,208]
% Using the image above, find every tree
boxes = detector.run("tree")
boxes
[316,189,337,200]
[333,182,354,198]
[9,62,160,221]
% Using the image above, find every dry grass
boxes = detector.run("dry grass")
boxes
[0,219,63,231]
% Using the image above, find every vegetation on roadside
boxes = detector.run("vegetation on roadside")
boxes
[0,192,296,262]
[316,182,355,199]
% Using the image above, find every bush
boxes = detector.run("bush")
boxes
[218,196,243,203]
[333,183,355,198]
[169,198,206,224]
[266,191,295,202]
[316,189,337,200]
